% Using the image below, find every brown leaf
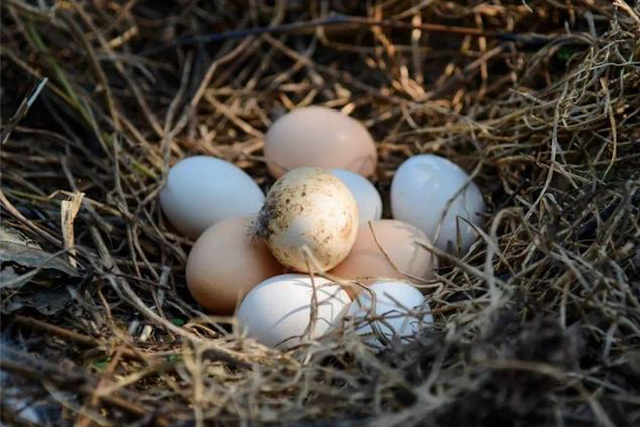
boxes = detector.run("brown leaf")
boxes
[60,192,84,269]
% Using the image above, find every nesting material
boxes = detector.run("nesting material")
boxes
[2,2,639,426]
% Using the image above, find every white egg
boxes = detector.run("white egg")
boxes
[391,154,485,254]
[330,169,382,225]
[160,156,265,238]
[347,281,433,347]
[237,274,351,348]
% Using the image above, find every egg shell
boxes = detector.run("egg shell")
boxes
[186,216,284,314]
[264,107,377,178]
[330,169,382,225]
[329,220,438,291]
[237,274,351,348]
[391,154,485,254]
[257,167,359,272]
[347,280,433,347]
[160,156,264,238]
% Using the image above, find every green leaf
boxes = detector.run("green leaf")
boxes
[93,358,110,370]
[170,318,185,326]
[557,47,575,62]
[167,354,183,363]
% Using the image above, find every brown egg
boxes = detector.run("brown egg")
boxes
[264,106,377,178]
[186,216,284,314]
[329,220,438,294]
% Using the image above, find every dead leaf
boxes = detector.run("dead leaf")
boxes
[0,226,41,248]
[2,283,73,316]
[0,226,79,280]
[0,266,19,282]
[60,192,84,268]
[0,265,38,289]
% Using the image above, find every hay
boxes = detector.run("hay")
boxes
[1,1,639,426]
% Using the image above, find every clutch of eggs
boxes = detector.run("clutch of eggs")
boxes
[157,106,490,349]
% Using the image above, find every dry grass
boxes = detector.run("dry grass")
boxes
[1,1,640,426]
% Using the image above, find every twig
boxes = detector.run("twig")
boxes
[143,14,555,55]
[10,315,144,360]
[614,0,640,30]
[1,78,48,145]
[11,315,98,346]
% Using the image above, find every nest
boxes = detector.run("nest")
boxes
[1,1,639,426]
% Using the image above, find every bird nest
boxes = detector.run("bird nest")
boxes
[1,1,639,426]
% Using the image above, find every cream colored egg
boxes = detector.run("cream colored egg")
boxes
[186,216,284,314]
[160,156,265,238]
[255,167,359,272]
[330,220,438,292]
[236,274,351,348]
[264,106,377,178]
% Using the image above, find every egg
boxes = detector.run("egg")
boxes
[264,106,377,178]
[160,156,265,238]
[237,274,351,348]
[347,280,434,347]
[391,154,485,254]
[186,216,284,314]
[255,167,359,272]
[330,169,382,225]
[329,220,438,290]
